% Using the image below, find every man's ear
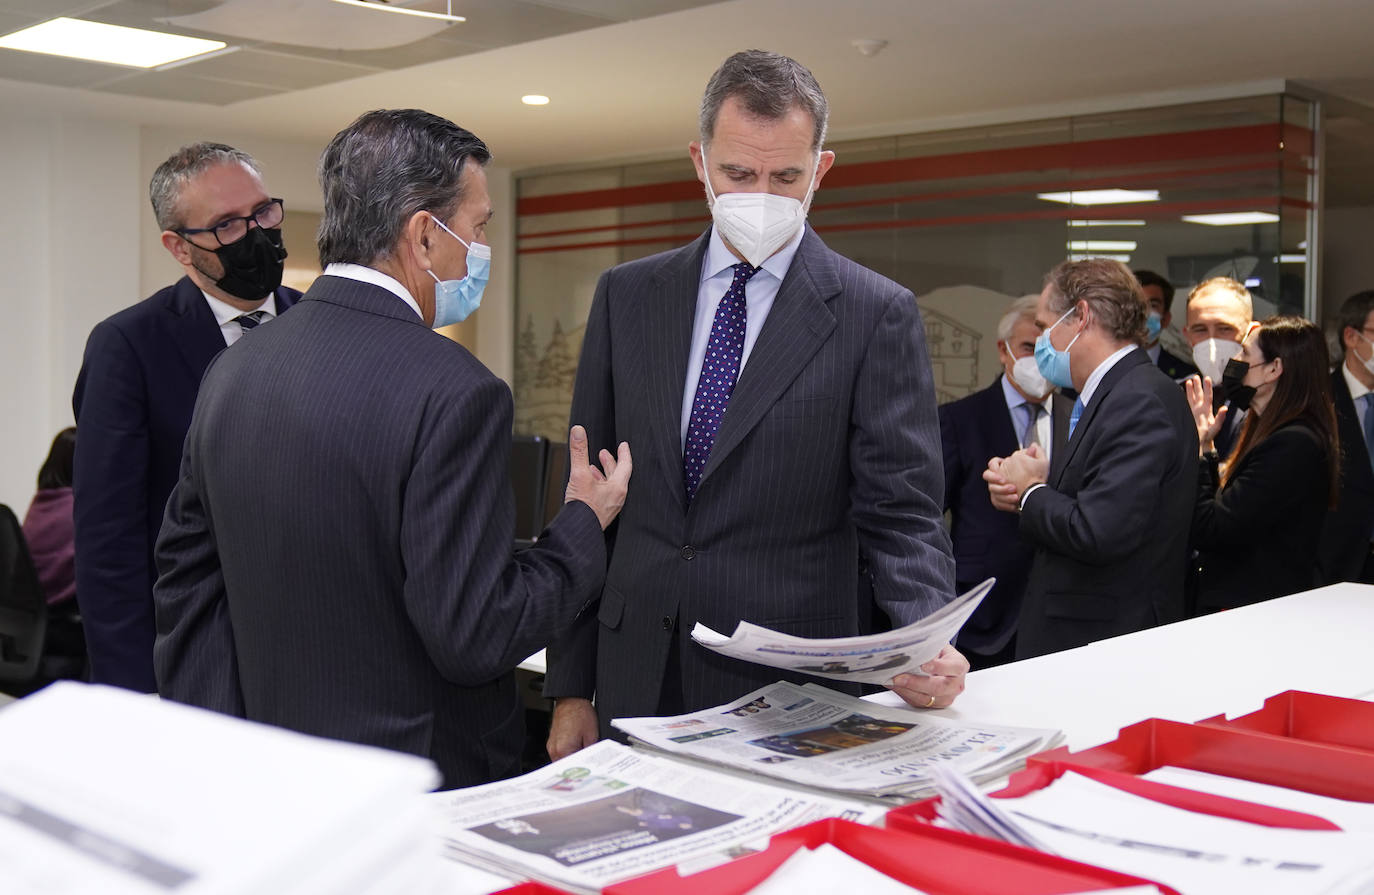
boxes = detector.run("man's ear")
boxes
[161,230,192,265]
[688,140,706,186]
[812,150,836,190]
[403,211,436,272]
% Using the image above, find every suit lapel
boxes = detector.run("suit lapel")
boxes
[645,234,711,511]
[1050,392,1073,461]
[1050,348,1149,487]
[698,228,838,490]
[1333,368,1374,493]
[166,277,229,380]
[987,379,1019,456]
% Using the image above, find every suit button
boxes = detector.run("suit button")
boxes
[681,545,696,560]
[661,616,675,631]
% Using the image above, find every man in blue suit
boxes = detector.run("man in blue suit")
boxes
[940,296,1071,669]
[72,143,301,692]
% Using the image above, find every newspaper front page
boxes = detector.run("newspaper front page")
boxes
[613,681,1061,798]
[690,579,995,686]
[434,740,882,894]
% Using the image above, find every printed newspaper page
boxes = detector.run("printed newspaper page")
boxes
[690,578,995,686]
[433,740,882,894]
[612,681,1060,798]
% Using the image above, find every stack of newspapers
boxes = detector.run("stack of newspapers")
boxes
[434,740,885,894]
[0,682,442,895]
[613,680,1062,800]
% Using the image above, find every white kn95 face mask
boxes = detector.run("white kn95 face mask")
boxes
[702,148,819,267]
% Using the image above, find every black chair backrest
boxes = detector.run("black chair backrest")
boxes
[510,435,551,541]
[542,442,568,530]
[0,503,47,684]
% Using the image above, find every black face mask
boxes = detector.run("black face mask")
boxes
[210,226,287,301]
[1220,357,1256,411]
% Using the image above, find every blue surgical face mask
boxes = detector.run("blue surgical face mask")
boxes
[426,215,491,328]
[1034,306,1082,390]
[1145,310,1162,342]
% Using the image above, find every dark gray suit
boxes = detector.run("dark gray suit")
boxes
[154,275,607,789]
[544,226,954,734]
[1016,348,1198,659]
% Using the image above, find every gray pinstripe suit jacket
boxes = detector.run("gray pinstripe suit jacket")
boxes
[544,227,955,736]
[153,276,607,789]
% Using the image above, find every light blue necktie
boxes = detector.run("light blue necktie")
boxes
[1362,394,1374,477]
[1067,397,1085,437]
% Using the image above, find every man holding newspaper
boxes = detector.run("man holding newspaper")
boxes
[545,50,968,758]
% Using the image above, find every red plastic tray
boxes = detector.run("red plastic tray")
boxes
[492,883,577,895]
[1197,689,1374,752]
[604,816,1177,895]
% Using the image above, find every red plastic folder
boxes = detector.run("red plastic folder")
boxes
[604,817,1176,895]
[1197,689,1374,753]
[492,883,578,895]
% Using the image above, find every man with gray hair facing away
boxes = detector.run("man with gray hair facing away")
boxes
[154,110,632,788]
[74,142,300,693]
[545,50,962,760]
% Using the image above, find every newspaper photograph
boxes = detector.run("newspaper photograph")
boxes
[613,681,1061,798]
[433,740,882,894]
[690,578,995,685]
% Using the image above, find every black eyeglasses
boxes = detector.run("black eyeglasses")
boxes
[177,198,285,247]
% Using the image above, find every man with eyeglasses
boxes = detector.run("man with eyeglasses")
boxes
[72,142,301,692]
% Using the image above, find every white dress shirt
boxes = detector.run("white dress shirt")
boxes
[1345,362,1373,443]
[679,225,805,446]
[323,263,425,321]
[202,290,278,347]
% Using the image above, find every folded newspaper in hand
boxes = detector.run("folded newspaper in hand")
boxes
[433,740,883,894]
[690,578,995,686]
[613,680,1061,800]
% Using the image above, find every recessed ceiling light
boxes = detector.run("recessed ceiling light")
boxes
[522,95,550,106]
[1278,254,1307,264]
[1068,240,1137,252]
[1069,220,1147,227]
[329,0,466,23]
[1069,253,1132,263]
[0,17,226,68]
[1038,190,1159,206]
[1181,212,1280,226]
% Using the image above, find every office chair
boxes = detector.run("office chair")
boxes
[510,435,551,549]
[0,504,48,696]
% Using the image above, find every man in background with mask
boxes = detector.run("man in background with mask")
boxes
[545,50,963,759]
[73,143,300,692]
[984,259,1196,659]
[1134,270,1196,381]
[1184,276,1255,457]
[939,295,1073,669]
[1318,290,1374,585]
[153,109,632,789]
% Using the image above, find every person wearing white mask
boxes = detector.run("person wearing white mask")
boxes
[545,50,964,759]
[154,109,633,789]
[1317,290,1374,585]
[938,295,1074,669]
[1184,277,1256,457]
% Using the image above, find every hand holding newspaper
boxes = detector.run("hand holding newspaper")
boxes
[690,578,995,686]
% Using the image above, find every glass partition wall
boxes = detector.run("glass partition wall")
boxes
[513,93,1317,438]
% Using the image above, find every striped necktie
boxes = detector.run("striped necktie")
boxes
[235,310,269,333]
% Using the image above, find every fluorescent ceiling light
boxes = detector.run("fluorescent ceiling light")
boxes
[1069,253,1132,263]
[1069,220,1147,227]
[1068,240,1137,252]
[521,95,550,106]
[1039,190,1159,206]
[0,17,225,68]
[329,0,465,23]
[1278,254,1307,264]
[1181,212,1280,226]
[1244,277,1263,288]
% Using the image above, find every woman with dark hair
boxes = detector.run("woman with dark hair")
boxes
[22,427,78,606]
[1185,316,1339,613]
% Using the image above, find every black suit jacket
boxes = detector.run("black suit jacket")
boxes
[1016,348,1198,659]
[1193,421,1328,612]
[72,276,300,692]
[153,276,607,789]
[1155,346,1197,381]
[544,227,955,734]
[1318,368,1374,583]
[939,377,1072,654]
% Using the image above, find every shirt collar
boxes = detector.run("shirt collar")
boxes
[1344,359,1372,401]
[202,290,277,327]
[323,263,424,321]
[1079,344,1138,408]
[701,222,806,285]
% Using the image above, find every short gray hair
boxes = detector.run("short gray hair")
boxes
[150,142,260,231]
[997,294,1041,343]
[1043,258,1148,345]
[317,109,491,267]
[700,50,828,150]
[1187,276,1254,320]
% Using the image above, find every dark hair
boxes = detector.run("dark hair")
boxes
[1134,270,1176,314]
[1337,290,1374,358]
[1044,258,1147,344]
[1223,316,1339,507]
[700,50,828,150]
[316,109,491,267]
[37,427,76,490]
[150,143,260,231]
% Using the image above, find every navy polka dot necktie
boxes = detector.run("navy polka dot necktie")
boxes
[684,262,758,502]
